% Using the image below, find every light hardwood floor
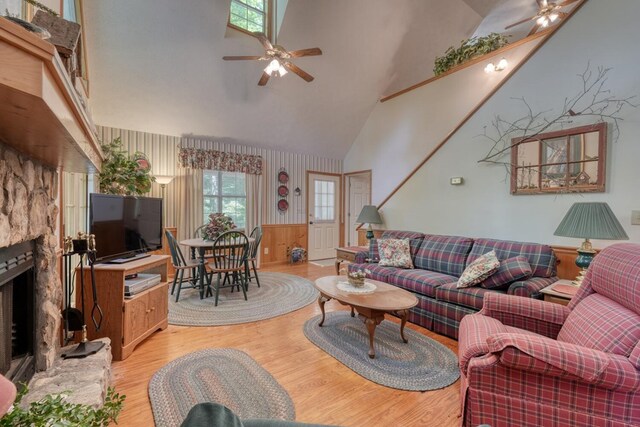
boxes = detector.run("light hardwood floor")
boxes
[111,263,460,427]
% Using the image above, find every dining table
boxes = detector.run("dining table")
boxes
[180,236,255,299]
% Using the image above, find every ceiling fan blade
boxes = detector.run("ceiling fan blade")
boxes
[288,47,323,58]
[223,55,263,61]
[556,0,580,6]
[254,32,273,50]
[258,72,270,86]
[528,23,541,36]
[283,62,314,82]
[505,15,537,30]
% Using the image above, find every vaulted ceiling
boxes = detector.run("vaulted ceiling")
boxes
[84,0,543,159]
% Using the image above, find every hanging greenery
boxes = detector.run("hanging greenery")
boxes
[98,137,155,196]
[433,33,510,76]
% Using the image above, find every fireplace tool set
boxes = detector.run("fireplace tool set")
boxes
[61,233,105,359]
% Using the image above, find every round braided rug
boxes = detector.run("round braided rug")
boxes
[168,272,318,326]
[303,311,460,391]
[149,348,295,427]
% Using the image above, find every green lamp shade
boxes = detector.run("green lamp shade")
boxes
[356,205,383,225]
[554,202,629,240]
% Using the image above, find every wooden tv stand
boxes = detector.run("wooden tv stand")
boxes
[77,255,170,361]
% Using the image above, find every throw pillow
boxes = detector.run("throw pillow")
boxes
[480,256,533,290]
[378,238,414,268]
[457,250,500,288]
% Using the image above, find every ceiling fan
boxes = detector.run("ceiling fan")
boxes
[505,0,579,36]
[223,33,322,86]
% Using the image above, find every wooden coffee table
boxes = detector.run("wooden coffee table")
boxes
[314,276,418,359]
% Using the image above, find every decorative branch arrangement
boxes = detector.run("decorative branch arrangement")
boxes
[479,64,636,169]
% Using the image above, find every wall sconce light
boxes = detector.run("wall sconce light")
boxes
[484,58,508,73]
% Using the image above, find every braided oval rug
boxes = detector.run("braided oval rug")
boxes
[303,311,460,391]
[168,272,318,326]
[149,348,295,427]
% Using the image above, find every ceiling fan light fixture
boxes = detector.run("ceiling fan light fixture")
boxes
[536,15,549,27]
[496,58,508,71]
[549,12,559,22]
[485,58,508,74]
[264,59,280,75]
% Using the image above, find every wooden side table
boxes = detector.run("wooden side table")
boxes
[335,246,368,274]
[539,279,579,306]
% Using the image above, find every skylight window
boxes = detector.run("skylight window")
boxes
[229,0,270,36]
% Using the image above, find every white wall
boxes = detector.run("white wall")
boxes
[344,37,543,204]
[360,0,640,248]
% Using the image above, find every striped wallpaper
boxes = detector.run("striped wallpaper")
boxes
[97,126,342,226]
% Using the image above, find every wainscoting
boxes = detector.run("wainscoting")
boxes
[261,224,308,266]
[357,229,593,281]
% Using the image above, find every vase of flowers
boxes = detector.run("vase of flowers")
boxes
[203,213,236,240]
[347,269,370,287]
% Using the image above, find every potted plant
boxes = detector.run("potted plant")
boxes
[202,213,236,241]
[0,386,125,427]
[433,33,509,76]
[98,137,155,196]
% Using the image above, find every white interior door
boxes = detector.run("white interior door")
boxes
[308,173,340,260]
[347,174,370,246]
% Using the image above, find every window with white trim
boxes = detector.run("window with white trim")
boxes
[203,171,246,229]
[229,0,269,35]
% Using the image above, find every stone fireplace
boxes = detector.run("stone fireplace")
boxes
[0,144,111,407]
[0,144,61,377]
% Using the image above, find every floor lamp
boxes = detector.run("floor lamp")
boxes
[155,175,174,227]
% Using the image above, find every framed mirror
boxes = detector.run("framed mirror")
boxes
[510,123,607,195]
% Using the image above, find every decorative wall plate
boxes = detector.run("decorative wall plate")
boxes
[278,170,289,184]
[278,185,289,197]
[278,199,289,212]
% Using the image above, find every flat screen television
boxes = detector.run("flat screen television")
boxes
[89,193,163,262]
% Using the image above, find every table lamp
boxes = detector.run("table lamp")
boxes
[356,205,383,240]
[554,202,628,285]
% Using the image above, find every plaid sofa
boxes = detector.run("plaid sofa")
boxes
[349,230,557,339]
[458,243,640,427]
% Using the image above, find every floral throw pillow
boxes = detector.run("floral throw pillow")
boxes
[480,256,533,290]
[457,250,500,288]
[378,238,414,269]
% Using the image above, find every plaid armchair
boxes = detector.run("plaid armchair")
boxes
[458,243,640,427]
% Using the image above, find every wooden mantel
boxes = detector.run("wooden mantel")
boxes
[0,17,102,172]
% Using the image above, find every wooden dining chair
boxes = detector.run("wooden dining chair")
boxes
[207,230,250,306]
[246,226,263,288]
[166,230,201,302]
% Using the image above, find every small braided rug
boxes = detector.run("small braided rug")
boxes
[168,272,318,326]
[303,311,460,391]
[149,348,295,427]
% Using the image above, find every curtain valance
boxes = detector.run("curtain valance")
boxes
[178,147,263,175]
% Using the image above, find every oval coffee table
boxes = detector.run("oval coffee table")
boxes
[314,276,418,359]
